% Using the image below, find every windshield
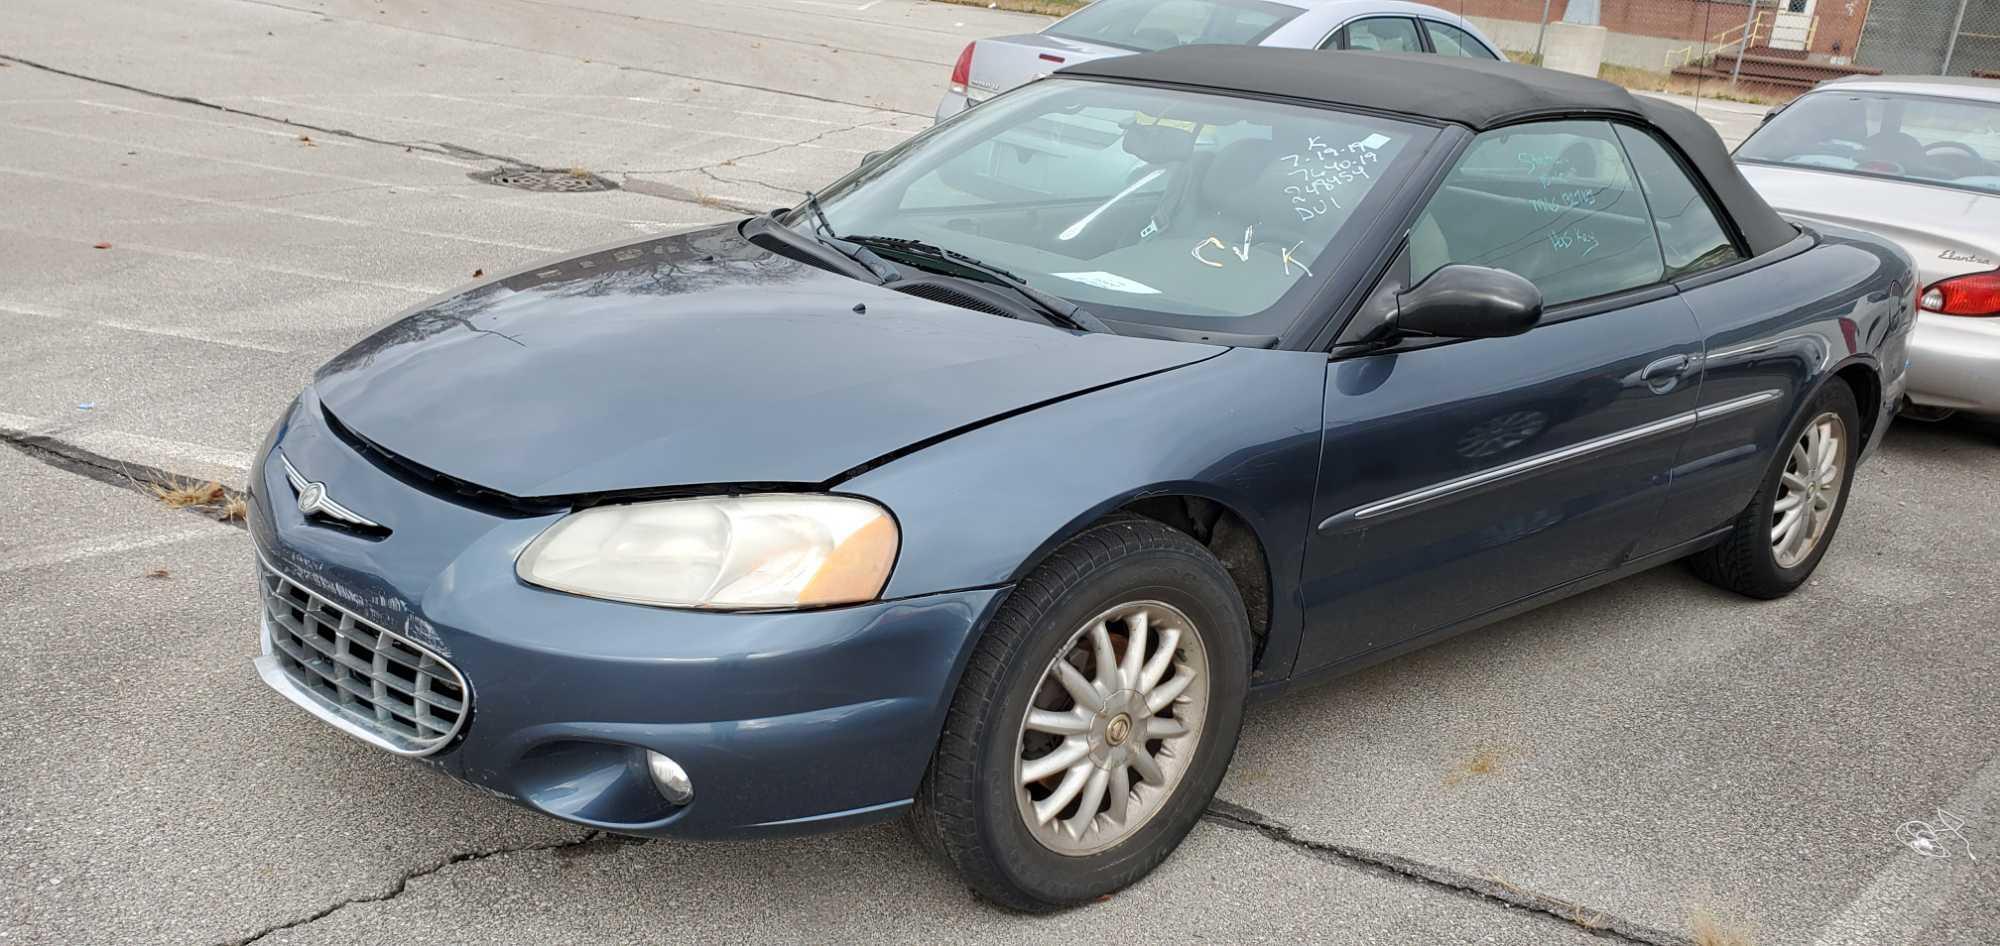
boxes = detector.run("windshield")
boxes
[1737,90,2000,196]
[1045,0,1301,52]
[801,79,1434,335]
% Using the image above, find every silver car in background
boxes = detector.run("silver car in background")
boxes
[936,0,1501,123]
[1737,76,2000,419]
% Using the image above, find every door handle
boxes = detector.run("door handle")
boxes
[1640,354,1693,394]
[1643,354,1691,379]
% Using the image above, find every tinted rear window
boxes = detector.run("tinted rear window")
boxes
[1046,0,1302,52]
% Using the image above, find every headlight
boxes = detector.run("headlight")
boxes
[516,494,898,610]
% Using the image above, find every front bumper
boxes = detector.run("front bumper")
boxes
[249,390,1005,838]
[1907,311,2000,414]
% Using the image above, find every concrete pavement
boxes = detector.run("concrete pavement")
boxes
[2,2,1996,944]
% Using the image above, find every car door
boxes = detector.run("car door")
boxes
[1295,119,1707,673]
[1610,124,1774,557]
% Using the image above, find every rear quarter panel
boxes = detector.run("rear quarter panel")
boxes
[1663,226,1913,536]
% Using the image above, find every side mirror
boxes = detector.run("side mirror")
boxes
[1395,264,1542,339]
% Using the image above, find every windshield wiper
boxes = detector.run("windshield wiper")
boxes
[842,235,1111,333]
[794,193,898,284]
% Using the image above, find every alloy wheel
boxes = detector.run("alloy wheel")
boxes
[1013,600,1208,856]
[1771,411,1846,569]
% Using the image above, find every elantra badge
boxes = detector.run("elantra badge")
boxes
[280,453,383,530]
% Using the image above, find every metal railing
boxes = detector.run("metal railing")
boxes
[1665,10,1788,71]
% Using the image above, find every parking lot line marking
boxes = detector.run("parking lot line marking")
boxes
[75,99,366,148]
[1810,751,2000,945]
[0,527,226,573]
[86,95,486,170]
[243,91,894,129]
[0,222,447,296]
[0,302,292,355]
[792,0,882,11]
[0,120,669,227]
[0,412,254,478]
[411,92,878,154]
[0,164,567,254]
[243,95,625,154]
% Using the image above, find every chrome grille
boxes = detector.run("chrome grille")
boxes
[257,561,468,755]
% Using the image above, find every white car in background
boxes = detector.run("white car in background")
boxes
[937,0,1502,123]
[1736,76,2000,420]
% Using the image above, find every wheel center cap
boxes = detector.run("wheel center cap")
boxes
[1105,714,1132,747]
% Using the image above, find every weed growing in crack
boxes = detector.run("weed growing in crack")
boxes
[149,479,225,509]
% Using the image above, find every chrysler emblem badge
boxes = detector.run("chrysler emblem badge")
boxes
[279,453,384,530]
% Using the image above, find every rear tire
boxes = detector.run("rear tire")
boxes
[1688,381,1861,599]
[910,515,1250,912]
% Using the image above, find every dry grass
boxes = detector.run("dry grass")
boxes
[220,495,248,522]
[1444,746,1505,787]
[929,0,1084,15]
[144,567,171,579]
[1500,53,1790,105]
[1569,905,1610,930]
[1597,63,1792,105]
[565,165,594,179]
[1690,908,1757,946]
[695,193,737,211]
[149,479,225,509]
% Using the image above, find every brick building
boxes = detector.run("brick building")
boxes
[1449,0,1874,68]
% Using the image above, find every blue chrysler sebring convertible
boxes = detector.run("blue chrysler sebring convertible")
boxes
[249,49,1912,909]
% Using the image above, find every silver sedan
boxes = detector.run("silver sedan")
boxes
[935,0,1501,123]
[1737,76,2000,419]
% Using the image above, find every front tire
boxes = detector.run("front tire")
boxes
[911,515,1251,912]
[1688,380,1861,598]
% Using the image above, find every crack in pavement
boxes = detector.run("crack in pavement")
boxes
[217,830,610,946]
[631,116,896,200]
[617,176,764,216]
[2,52,583,175]
[697,166,796,199]
[211,0,930,118]
[0,53,495,163]
[0,52,903,216]
[1,428,250,530]
[1204,800,1694,946]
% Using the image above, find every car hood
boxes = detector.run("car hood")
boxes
[1738,162,2000,283]
[314,222,1222,498]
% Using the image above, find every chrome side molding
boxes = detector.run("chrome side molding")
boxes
[1318,389,1785,533]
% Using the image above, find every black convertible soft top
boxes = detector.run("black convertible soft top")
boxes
[1058,46,1797,256]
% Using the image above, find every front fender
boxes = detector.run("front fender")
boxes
[842,346,1328,683]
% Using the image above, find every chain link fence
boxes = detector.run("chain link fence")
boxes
[1435,1,1999,103]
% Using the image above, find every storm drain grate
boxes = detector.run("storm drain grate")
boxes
[470,168,619,193]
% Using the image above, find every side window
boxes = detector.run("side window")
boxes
[1130,0,1212,47]
[1425,21,1499,59]
[1410,120,1665,307]
[1614,125,1746,277]
[1342,17,1424,53]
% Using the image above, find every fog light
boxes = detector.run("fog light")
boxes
[645,750,694,805]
